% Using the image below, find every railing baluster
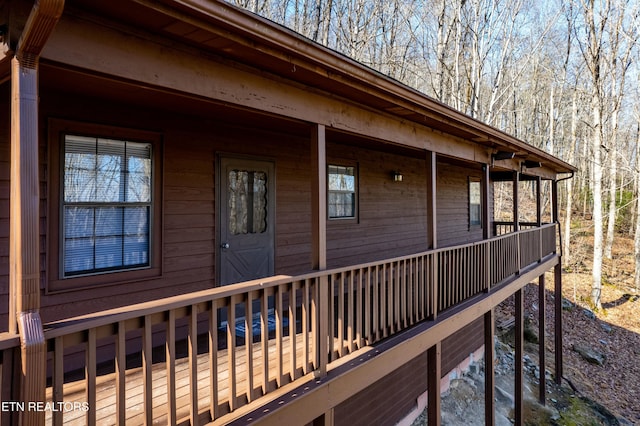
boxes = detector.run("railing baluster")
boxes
[86,328,96,426]
[356,268,363,349]
[189,305,199,426]
[338,273,345,358]
[373,265,380,342]
[209,300,219,420]
[52,336,64,426]
[116,321,126,425]
[394,261,400,332]
[275,285,284,386]
[166,310,177,426]
[289,283,297,381]
[364,267,372,345]
[227,297,237,412]
[402,259,408,328]
[302,279,310,374]
[347,271,354,354]
[143,315,153,425]
[260,289,270,394]
[381,264,387,338]
[246,291,255,401]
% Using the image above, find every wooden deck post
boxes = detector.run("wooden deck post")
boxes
[538,274,546,404]
[484,309,495,426]
[514,289,524,426]
[427,342,441,426]
[427,152,438,319]
[551,179,563,384]
[554,263,562,384]
[9,3,63,424]
[482,164,491,292]
[10,54,47,426]
[513,171,520,232]
[311,124,328,376]
[426,151,437,250]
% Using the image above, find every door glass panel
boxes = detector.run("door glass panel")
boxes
[228,170,267,235]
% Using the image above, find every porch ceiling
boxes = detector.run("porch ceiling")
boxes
[63,0,575,175]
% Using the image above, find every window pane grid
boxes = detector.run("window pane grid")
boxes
[328,165,356,219]
[63,135,152,277]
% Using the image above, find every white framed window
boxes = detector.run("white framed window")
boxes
[62,135,152,276]
[328,164,357,219]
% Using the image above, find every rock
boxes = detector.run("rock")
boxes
[600,322,613,333]
[495,385,514,406]
[562,298,574,311]
[583,308,596,320]
[572,344,606,366]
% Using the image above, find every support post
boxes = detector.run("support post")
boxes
[484,309,495,426]
[482,164,491,292]
[311,124,328,377]
[552,179,563,384]
[515,289,524,426]
[538,274,546,404]
[482,164,491,239]
[427,342,441,426]
[10,55,46,426]
[427,152,438,318]
[426,151,437,250]
[513,171,520,232]
[536,176,542,226]
[554,263,562,385]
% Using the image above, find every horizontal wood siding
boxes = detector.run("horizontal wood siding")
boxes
[0,84,8,331]
[1,72,496,329]
[437,162,492,247]
[334,352,429,426]
[334,321,483,426]
[326,142,428,268]
[26,88,312,324]
[441,317,484,374]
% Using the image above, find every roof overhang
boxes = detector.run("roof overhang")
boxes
[54,0,576,176]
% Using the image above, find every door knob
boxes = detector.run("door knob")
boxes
[221,243,230,249]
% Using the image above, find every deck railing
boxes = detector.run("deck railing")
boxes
[0,223,558,425]
[493,221,541,236]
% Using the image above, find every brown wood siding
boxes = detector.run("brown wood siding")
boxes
[28,88,312,324]
[0,70,496,328]
[334,352,429,426]
[0,83,8,331]
[436,162,492,247]
[441,317,485,374]
[326,142,428,268]
[334,320,484,425]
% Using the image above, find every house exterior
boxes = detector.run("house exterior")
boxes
[0,0,575,425]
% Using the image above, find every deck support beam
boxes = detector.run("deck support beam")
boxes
[551,180,563,384]
[514,289,524,426]
[513,171,520,232]
[427,342,441,426]
[484,309,495,426]
[538,274,546,404]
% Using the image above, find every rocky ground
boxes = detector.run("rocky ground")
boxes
[411,285,635,425]
[411,228,640,425]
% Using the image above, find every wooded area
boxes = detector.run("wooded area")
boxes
[228,0,640,308]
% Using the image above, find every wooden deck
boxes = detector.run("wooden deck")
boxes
[9,224,557,426]
[45,333,310,425]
